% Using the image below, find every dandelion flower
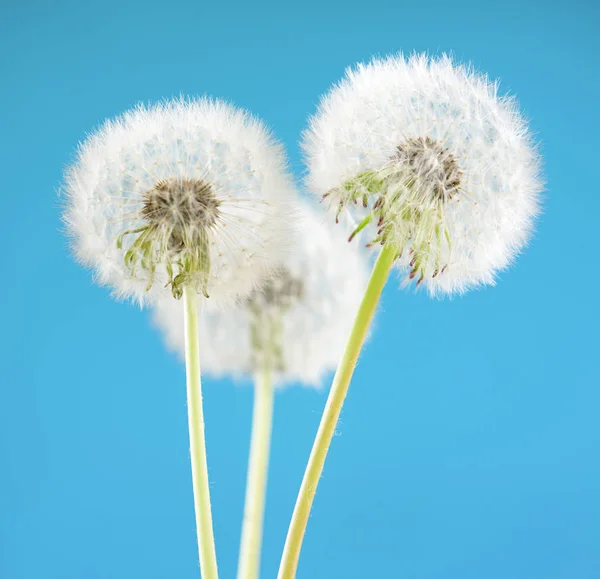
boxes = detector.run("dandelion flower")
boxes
[278,54,543,579]
[152,199,370,386]
[62,97,297,579]
[303,53,542,295]
[64,97,293,306]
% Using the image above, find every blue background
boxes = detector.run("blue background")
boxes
[1,0,599,577]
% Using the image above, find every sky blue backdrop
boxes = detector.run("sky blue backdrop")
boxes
[1,0,599,577]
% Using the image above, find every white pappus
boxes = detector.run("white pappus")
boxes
[152,200,370,387]
[63,97,295,307]
[303,53,543,296]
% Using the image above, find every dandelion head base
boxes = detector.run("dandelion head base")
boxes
[141,178,221,238]
[117,177,222,300]
[393,137,462,203]
[327,136,464,287]
[247,268,304,311]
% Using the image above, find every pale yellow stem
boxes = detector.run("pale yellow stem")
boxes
[277,244,397,579]
[183,287,219,579]
[237,365,275,579]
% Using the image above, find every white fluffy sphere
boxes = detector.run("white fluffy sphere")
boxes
[303,53,542,296]
[64,98,295,307]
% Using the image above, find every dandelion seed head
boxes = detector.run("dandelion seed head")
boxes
[63,97,294,306]
[141,178,221,233]
[246,268,305,311]
[393,137,462,203]
[303,53,543,296]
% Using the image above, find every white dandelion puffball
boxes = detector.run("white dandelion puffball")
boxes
[64,98,295,306]
[303,53,542,296]
[152,201,370,387]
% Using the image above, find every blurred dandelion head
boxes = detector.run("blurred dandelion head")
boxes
[246,268,306,373]
[152,201,370,387]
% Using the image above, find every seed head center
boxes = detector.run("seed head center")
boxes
[394,137,462,202]
[247,268,304,372]
[141,178,221,233]
[248,268,304,311]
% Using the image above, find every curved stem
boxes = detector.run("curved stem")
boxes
[237,365,275,579]
[183,287,219,579]
[277,244,397,579]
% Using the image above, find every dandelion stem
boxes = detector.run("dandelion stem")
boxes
[277,243,397,579]
[237,363,275,579]
[183,286,219,579]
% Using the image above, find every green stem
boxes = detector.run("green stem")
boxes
[277,244,397,579]
[237,365,275,579]
[183,287,219,579]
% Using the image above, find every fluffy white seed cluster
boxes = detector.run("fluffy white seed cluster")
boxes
[303,53,542,296]
[152,201,370,387]
[64,98,294,307]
